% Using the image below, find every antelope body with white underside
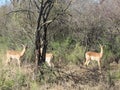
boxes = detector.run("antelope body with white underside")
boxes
[6,44,27,68]
[40,48,54,67]
[84,44,103,71]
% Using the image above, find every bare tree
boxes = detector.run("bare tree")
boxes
[34,0,54,68]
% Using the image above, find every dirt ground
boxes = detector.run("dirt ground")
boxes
[35,61,120,90]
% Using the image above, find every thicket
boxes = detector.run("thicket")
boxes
[0,0,120,89]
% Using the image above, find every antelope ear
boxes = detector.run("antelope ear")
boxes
[25,44,28,48]
[98,42,102,47]
[21,44,25,47]
[21,44,28,48]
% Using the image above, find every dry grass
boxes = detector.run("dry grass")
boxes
[0,52,120,90]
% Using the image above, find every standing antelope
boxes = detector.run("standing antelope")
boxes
[84,44,103,71]
[6,44,27,68]
[45,53,54,67]
[40,48,54,67]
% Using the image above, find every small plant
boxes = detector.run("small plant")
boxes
[66,43,85,64]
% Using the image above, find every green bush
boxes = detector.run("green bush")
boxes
[66,43,85,64]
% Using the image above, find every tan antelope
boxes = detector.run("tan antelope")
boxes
[40,48,54,67]
[6,44,27,68]
[84,44,103,72]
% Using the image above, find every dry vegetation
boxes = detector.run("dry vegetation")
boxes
[0,0,120,90]
[0,57,120,90]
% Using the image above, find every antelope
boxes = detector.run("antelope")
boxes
[6,44,27,68]
[45,53,54,67]
[84,44,103,72]
[40,48,54,67]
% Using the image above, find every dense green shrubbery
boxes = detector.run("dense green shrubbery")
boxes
[65,43,85,64]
